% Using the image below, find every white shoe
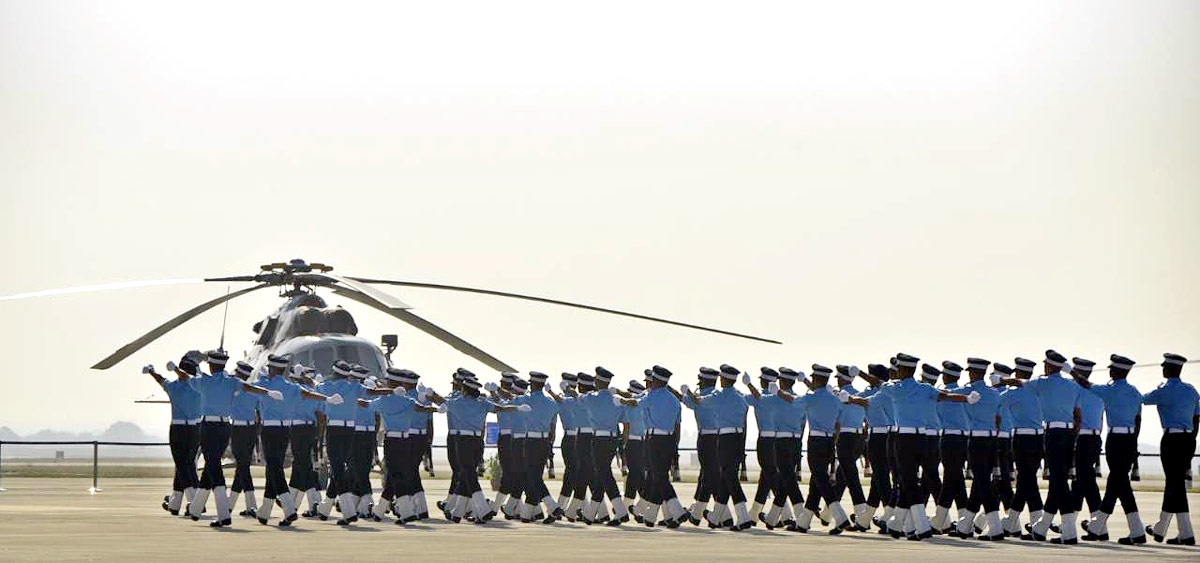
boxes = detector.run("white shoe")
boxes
[931,506,950,531]
[372,499,392,520]
[188,488,210,518]
[1060,512,1078,541]
[909,504,931,534]
[1176,513,1194,540]
[853,503,872,530]
[796,508,815,531]
[257,497,274,522]
[829,503,849,529]
[213,486,231,522]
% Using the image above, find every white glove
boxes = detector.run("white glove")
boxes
[437,404,447,413]
[484,382,499,393]
[680,384,691,395]
[142,364,154,374]
[849,366,860,378]
[768,382,780,394]
[988,373,1002,386]
[326,393,345,405]
[291,364,306,377]
[967,391,981,405]
[837,390,851,403]
[559,381,570,392]
[417,382,427,394]
[612,395,623,406]
[267,390,284,401]
[393,387,407,396]
[517,404,532,412]
[417,388,430,402]
[741,374,752,386]
[166,361,178,372]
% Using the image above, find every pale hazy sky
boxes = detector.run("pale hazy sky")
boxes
[1,1,1197,437]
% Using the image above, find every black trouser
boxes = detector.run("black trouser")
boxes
[623,438,647,500]
[381,436,407,501]
[804,435,836,512]
[230,424,257,492]
[717,433,746,504]
[351,430,376,497]
[967,436,998,513]
[1160,432,1196,513]
[1011,433,1043,513]
[774,437,803,507]
[445,435,462,499]
[572,433,594,500]
[497,434,518,496]
[754,437,779,505]
[920,434,941,504]
[169,424,200,492]
[198,421,231,489]
[262,426,290,498]
[507,436,527,501]
[886,431,902,508]
[1043,428,1073,515]
[1099,432,1138,514]
[288,424,317,491]
[835,432,866,506]
[646,434,678,505]
[866,432,891,508]
[936,434,968,510]
[325,426,355,499]
[1071,433,1101,513]
[894,433,923,508]
[410,432,429,499]
[695,433,718,502]
[523,437,552,504]
[591,435,621,501]
[452,435,484,496]
[994,435,1014,509]
[558,433,576,499]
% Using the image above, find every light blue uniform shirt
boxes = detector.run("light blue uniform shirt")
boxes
[559,396,582,430]
[962,380,1000,432]
[623,392,647,437]
[710,386,749,430]
[1025,373,1082,425]
[230,385,260,422]
[1077,388,1104,431]
[877,378,941,429]
[192,371,244,417]
[860,385,893,428]
[293,383,320,424]
[163,379,201,421]
[937,383,970,431]
[318,379,365,422]
[999,384,1044,429]
[747,392,783,433]
[497,392,518,431]
[836,384,866,431]
[918,382,942,430]
[775,390,808,434]
[520,389,561,434]
[1142,378,1200,431]
[641,387,681,432]
[355,397,379,429]
[446,394,501,433]
[799,387,843,435]
[257,376,302,421]
[683,385,720,430]
[376,394,418,432]
[1087,379,1142,429]
[582,390,623,434]
[997,401,1014,433]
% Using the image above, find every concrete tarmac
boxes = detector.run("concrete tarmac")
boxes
[0,478,1196,562]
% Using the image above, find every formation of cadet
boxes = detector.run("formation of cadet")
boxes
[147,349,1198,546]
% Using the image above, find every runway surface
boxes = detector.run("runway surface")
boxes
[0,478,1196,562]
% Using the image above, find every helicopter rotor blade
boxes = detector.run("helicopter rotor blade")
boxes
[347,277,782,345]
[331,287,517,373]
[327,275,411,310]
[91,283,272,370]
[0,278,208,302]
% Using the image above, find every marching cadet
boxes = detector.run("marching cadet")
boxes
[833,365,870,530]
[989,363,1018,536]
[931,362,969,535]
[682,366,721,525]
[186,350,282,528]
[555,373,581,517]
[859,364,893,531]
[846,353,980,541]
[437,369,468,515]
[1141,353,1198,545]
[1080,354,1146,544]
[1000,350,1082,543]
[768,367,807,530]
[997,357,1045,537]
[1066,358,1104,536]
[916,363,943,515]
[621,376,650,522]
[959,357,1003,540]
[581,366,630,525]
[369,368,439,525]
[397,370,435,521]
[742,368,783,526]
[146,359,201,516]
[492,372,521,516]
[286,366,321,518]
[440,376,529,523]
[790,364,849,534]
[227,361,260,518]
[349,366,380,523]
[517,371,564,523]
[566,373,599,521]
[255,355,342,527]
[707,364,752,530]
[315,361,367,521]
[618,365,687,527]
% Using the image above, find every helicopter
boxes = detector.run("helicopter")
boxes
[3,258,782,379]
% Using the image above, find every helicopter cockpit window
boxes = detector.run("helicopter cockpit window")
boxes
[335,344,381,377]
[256,317,279,346]
[310,346,336,377]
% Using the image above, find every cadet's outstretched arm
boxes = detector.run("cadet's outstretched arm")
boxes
[239,383,274,396]
[937,391,974,403]
[145,367,167,386]
[856,372,883,388]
